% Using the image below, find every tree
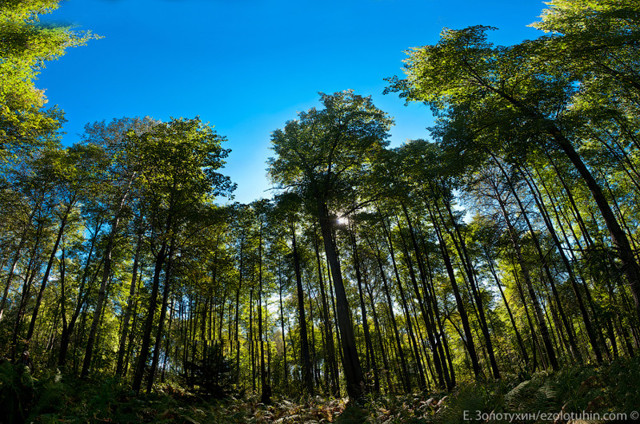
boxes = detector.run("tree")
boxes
[268,90,393,401]
[388,20,640,319]
[0,0,97,158]
[129,117,234,393]
[274,193,314,395]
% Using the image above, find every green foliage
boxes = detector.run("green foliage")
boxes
[268,90,393,210]
[184,342,234,399]
[427,357,640,424]
[0,357,638,423]
[0,0,98,158]
[0,361,35,423]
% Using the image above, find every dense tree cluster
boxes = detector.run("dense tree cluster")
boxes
[1,0,639,408]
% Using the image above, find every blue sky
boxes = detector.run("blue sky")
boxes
[41,0,547,203]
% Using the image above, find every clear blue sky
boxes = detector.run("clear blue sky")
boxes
[41,0,547,203]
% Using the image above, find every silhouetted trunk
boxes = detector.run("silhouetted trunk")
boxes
[313,229,339,395]
[519,163,603,364]
[439,198,501,379]
[235,239,243,385]
[116,232,143,377]
[364,277,394,393]
[0,208,35,321]
[292,223,313,395]
[469,74,640,317]
[277,260,288,390]
[400,204,450,389]
[249,287,255,393]
[58,217,103,368]
[379,213,427,389]
[485,252,529,366]
[427,204,482,379]
[491,180,559,371]
[26,201,74,342]
[371,238,411,392]
[132,238,168,393]
[146,239,175,392]
[258,226,272,404]
[349,227,379,394]
[316,199,364,401]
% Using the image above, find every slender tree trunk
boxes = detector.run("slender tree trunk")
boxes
[123,272,143,378]
[116,232,143,377]
[26,201,74,342]
[235,238,243,385]
[132,238,168,393]
[400,204,449,389]
[379,213,427,389]
[146,240,175,392]
[316,200,364,401]
[306,280,319,388]
[371,240,411,392]
[489,176,559,371]
[485,252,530,366]
[278,261,288,391]
[161,299,175,382]
[439,199,501,378]
[81,215,122,377]
[258,226,272,404]
[365,277,394,393]
[427,204,483,379]
[471,74,640,317]
[350,227,379,393]
[313,229,339,395]
[58,247,68,365]
[0,208,35,321]
[292,223,313,395]
[552,128,640,317]
[250,287,255,393]
[520,163,604,363]
[58,216,104,368]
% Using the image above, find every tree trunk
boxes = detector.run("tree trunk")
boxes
[292,223,313,395]
[26,201,73,342]
[379,213,427,389]
[0,208,35,321]
[427,204,482,379]
[132,238,168,393]
[313,229,339,395]
[439,199,501,379]
[316,200,364,401]
[491,179,559,371]
[116,232,143,377]
[400,204,450,389]
[258,225,272,404]
[146,239,175,392]
[349,227,379,393]
[553,132,640,319]
[58,217,103,368]
[371,239,411,392]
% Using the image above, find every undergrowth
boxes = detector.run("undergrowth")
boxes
[1,357,638,423]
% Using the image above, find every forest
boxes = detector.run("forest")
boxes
[1,0,640,423]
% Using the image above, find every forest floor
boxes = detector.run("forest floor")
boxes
[2,356,640,423]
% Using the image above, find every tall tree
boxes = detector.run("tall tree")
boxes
[388,19,640,318]
[130,117,233,393]
[268,90,393,401]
